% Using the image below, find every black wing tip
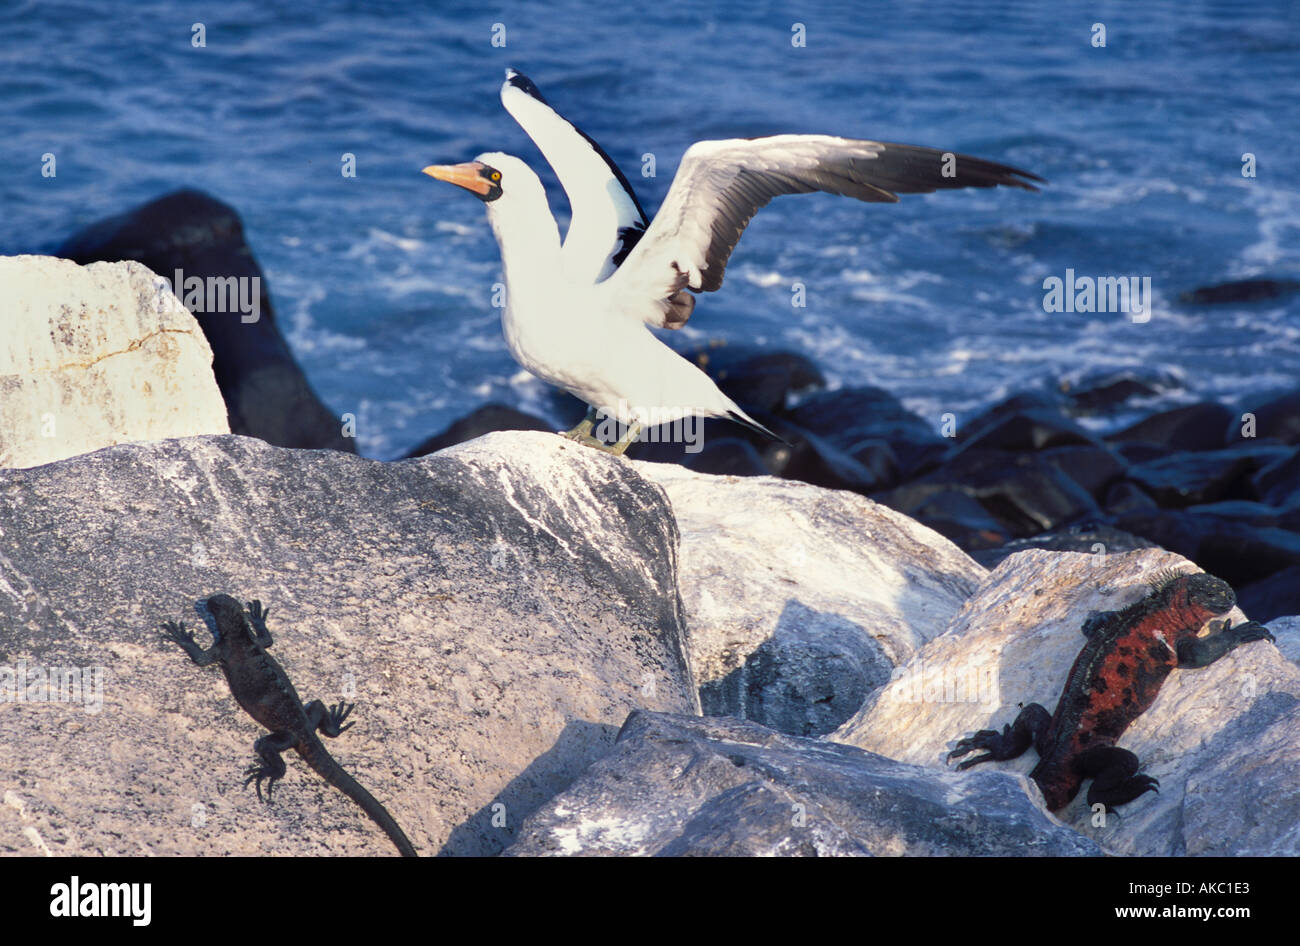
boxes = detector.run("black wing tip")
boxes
[876,141,1046,192]
[1003,167,1047,190]
[504,68,547,103]
[946,156,1046,192]
[501,66,650,229]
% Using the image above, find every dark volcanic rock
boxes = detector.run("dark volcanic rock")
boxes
[767,422,899,493]
[634,414,901,493]
[956,393,1076,447]
[57,189,354,452]
[682,343,825,413]
[1124,445,1288,507]
[878,487,1012,550]
[682,438,769,476]
[1195,527,1300,589]
[1236,566,1300,624]
[1103,479,1159,516]
[1185,500,1281,527]
[1237,390,1300,445]
[537,390,591,431]
[1253,448,1300,507]
[972,522,1157,568]
[786,386,945,478]
[1116,510,1300,587]
[1059,370,1171,414]
[403,403,554,457]
[1113,442,1176,465]
[1111,510,1203,562]
[1038,444,1128,499]
[1281,502,1300,533]
[630,411,907,495]
[1180,278,1300,304]
[879,450,1101,540]
[1106,402,1235,452]
[950,408,1098,456]
[503,712,1101,857]
[849,439,904,481]
[652,783,873,856]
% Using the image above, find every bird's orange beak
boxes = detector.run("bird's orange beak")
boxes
[421,161,493,197]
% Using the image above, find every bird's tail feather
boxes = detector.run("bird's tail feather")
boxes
[726,409,789,445]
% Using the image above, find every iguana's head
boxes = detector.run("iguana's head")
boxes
[204,594,246,633]
[1170,572,1235,615]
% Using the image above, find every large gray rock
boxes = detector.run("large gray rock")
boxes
[0,431,696,856]
[0,255,228,469]
[504,711,1101,856]
[1269,615,1300,667]
[834,548,1300,855]
[633,463,986,736]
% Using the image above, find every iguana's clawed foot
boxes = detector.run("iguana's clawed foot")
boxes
[244,763,282,803]
[948,703,1047,771]
[327,701,355,735]
[245,599,271,637]
[1079,745,1159,811]
[1089,773,1159,813]
[1229,620,1276,645]
[244,733,290,801]
[947,728,1009,770]
[160,620,194,646]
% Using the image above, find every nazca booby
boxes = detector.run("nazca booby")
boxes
[423,70,1041,455]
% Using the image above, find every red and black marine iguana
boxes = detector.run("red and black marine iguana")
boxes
[163,594,417,856]
[947,570,1275,812]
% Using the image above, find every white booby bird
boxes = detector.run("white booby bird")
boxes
[423,70,1042,454]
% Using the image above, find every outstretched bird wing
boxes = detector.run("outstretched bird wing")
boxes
[500,69,649,284]
[611,135,1042,328]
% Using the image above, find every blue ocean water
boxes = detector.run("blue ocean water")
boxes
[2,0,1298,458]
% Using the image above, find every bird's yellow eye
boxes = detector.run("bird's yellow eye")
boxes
[490,171,501,182]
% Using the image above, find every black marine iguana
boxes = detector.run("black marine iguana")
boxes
[163,594,417,857]
[948,570,1275,812]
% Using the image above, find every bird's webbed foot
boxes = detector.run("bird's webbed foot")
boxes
[561,408,641,455]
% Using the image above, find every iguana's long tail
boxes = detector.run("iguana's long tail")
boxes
[299,740,417,857]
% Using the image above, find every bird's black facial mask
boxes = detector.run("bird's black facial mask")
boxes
[421,161,503,202]
[479,165,503,202]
